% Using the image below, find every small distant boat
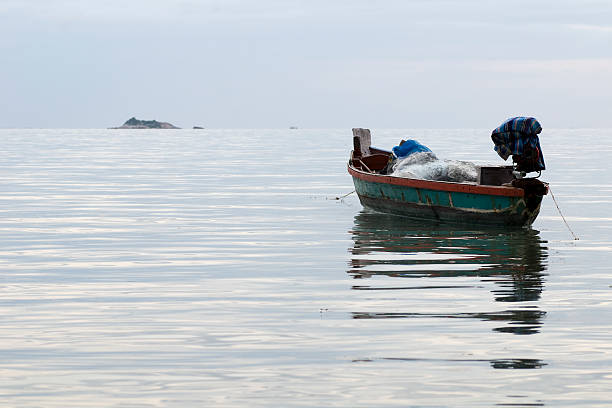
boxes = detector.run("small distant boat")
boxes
[348,128,548,227]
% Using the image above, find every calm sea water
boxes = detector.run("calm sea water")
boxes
[1,128,611,407]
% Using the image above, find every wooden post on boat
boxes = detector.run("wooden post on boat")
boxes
[352,128,372,158]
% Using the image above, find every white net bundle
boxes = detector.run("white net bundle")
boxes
[391,152,478,183]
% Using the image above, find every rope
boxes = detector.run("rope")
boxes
[356,159,372,173]
[548,185,579,240]
[336,190,355,200]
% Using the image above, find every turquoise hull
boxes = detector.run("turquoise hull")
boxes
[349,166,543,227]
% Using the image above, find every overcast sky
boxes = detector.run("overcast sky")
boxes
[1,0,611,128]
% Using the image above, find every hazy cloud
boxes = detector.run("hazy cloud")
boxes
[1,0,612,127]
[568,23,612,33]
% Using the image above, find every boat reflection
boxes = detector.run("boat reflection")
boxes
[348,210,549,335]
[354,357,547,370]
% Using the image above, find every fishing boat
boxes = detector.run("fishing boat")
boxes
[348,127,548,227]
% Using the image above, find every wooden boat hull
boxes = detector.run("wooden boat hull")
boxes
[348,164,544,227]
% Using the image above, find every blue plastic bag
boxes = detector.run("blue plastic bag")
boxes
[392,139,432,158]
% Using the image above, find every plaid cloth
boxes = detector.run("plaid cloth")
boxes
[491,117,545,171]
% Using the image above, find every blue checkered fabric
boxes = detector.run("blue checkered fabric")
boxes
[491,117,545,171]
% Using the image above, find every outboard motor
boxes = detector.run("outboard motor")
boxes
[491,117,545,179]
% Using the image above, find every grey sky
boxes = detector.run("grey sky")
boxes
[2,0,611,128]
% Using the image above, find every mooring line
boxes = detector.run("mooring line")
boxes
[336,190,355,200]
[548,185,579,240]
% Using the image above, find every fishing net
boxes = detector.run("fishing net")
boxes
[391,152,478,183]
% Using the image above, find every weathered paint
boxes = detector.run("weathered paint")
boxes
[349,165,524,197]
[349,163,543,227]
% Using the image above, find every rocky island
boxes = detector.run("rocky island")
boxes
[112,117,180,129]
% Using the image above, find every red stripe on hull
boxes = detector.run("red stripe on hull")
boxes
[348,163,524,198]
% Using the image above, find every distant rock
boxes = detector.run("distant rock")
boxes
[112,117,180,129]
[193,126,204,129]
[289,126,298,129]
